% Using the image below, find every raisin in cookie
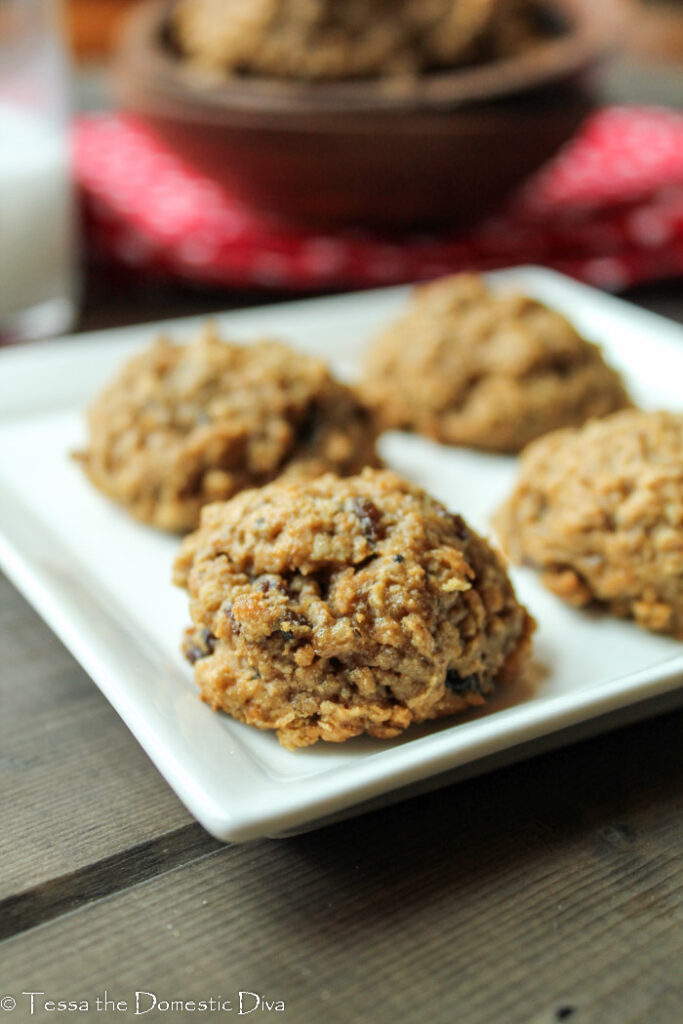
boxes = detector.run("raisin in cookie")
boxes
[359,274,631,453]
[76,326,379,532]
[495,410,683,637]
[173,468,534,749]
[171,0,503,80]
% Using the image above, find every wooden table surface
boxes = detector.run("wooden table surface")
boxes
[2,62,683,1024]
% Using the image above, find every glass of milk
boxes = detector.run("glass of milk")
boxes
[0,0,78,342]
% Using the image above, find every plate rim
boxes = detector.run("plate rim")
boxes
[1,266,682,842]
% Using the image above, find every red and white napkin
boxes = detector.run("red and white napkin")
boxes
[74,105,683,292]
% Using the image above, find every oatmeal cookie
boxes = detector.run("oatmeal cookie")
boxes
[171,0,503,80]
[174,468,534,748]
[495,410,683,637]
[481,0,549,59]
[76,326,379,532]
[359,273,631,453]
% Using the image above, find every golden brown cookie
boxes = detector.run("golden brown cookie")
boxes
[495,410,683,638]
[174,468,534,749]
[171,0,503,80]
[359,273,632,453]
[76,325,379,532]
[479,0,548,59]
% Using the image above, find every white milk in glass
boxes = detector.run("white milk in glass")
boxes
[0,103,75,326]
[0,0,77,341]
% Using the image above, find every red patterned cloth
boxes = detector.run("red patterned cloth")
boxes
[74,106,683,292]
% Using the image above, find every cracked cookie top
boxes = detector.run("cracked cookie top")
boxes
[76,325,379,532]
[495,410,683,637]
[359,273,632,453]
[174,468,533,748]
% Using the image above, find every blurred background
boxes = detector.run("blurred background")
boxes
[2,0,683,341]
[64,0,683,68]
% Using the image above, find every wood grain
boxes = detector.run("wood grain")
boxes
[1,710,681,1023]
[0,573,193,902]
[0,824,220,941]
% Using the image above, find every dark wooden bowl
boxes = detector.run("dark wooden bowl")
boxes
[113,0,625,229]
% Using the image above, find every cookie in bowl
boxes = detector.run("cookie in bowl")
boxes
[116,1,611,228]
[76,325,379,532]
[495,410,683,638]
[359,273,632,453]
[171,0,506,80]
[173,468,534,749]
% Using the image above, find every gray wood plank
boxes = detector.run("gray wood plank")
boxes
[0,572,195,901]
[0,823,221,941]
[1,710,681,1024]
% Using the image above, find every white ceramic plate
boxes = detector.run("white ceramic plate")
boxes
[1,267,682,842]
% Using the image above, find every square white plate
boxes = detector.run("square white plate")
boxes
[1,267,682,842]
